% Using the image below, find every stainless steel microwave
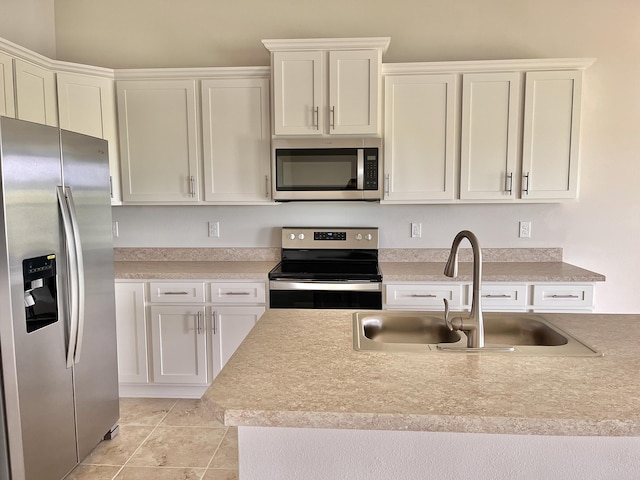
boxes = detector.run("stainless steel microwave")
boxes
[272,138,382,201]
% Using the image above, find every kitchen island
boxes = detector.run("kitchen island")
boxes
[203,308,640,479]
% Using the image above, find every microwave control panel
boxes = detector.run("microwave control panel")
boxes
[364,149,378,190]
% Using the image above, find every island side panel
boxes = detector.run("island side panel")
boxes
[238,426,640,480]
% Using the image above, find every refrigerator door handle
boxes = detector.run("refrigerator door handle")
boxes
[64,187,86,365]
[57,186,86,366]
[57,186,79,369]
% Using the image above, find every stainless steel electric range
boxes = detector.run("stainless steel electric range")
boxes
[268,227,382,309]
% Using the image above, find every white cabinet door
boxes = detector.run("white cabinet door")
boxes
[329,50,379,135]
[460,72,520,200]
[385,284,464,310]
[57,72,121,203]
[0,51,15,117]
[114,282,148,384]
[383,74,456,201]
[211,306,264,377]
[210,281,266,304]
[521,70,582,200]
[149,305,208,384]
[272,49,380,136]
[272,51,323,135]
[532,283,594,312]
[148,281,205,303]
[117,79,200,203]
[201,78,271,202]
[481,283,528,311]
[14,58,58,126]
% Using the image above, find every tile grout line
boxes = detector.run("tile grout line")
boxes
[202,425,229,473]
[110,398,180,479]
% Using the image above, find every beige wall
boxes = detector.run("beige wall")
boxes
[55,0,640,313]
[0,0,56,57]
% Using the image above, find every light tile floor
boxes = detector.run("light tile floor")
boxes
[65,398,238,480]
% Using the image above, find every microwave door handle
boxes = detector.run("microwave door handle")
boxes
[356,149,364,190]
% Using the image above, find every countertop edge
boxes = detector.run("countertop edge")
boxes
[202,406,640,437]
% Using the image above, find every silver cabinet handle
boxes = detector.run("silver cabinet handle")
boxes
[212,311,217,334]
[411,294,437,298]
[330,106,335,130]
[265,175,269,198]
[313,106,319,130]
[522,172,530,196]
[189,175,196,197]
[483,294,511,298]
[196,311,203,335]
[384,174,390,196]
[549,294,580,299]
[223,291,251,296]
[506,172,513,195]
[163,291,189,295]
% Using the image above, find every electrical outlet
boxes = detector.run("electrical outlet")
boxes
[112,221,119,238]
[519,221,531,238]
[208,221,220,238]
[411,223,422,238]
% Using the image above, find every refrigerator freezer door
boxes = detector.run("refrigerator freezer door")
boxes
[0,117,78,479]
[60,129,120,461]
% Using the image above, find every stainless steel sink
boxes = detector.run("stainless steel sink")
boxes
[353,311,602,356]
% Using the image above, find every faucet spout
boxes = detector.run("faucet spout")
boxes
[443,230,484,348]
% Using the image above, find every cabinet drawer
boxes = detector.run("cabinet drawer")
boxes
[481,284,528,310]
[532,284,594,310]
[210,282,266,304]
[385,284,462,309]
[148,282,205,303]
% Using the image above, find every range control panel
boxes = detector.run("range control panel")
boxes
[281,227,379,249]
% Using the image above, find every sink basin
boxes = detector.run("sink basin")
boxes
[353,311,602,356]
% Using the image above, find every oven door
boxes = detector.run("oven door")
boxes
[269,281,382,309]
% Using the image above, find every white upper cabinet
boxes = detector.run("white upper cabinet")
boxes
[272,50,323,135]
[201,77,271,202]
[328,50,380,135]
[14,59,58,126]
[383,58,593,203]
[57,72,121,203]
[521,70,582,200]
[383,73,457,201]
[116,79,200,203]
[264,38,389,136]
[0,51,15,117]
[460,72,521,200]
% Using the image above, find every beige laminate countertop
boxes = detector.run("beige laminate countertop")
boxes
[380,261,605,282]
[114,260,605,282]
[113,261,278,279]
[203,309,639,437]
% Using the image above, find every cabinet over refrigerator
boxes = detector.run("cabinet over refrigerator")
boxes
[0,117,119,479]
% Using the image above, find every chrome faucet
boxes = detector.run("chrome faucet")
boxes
[443,230,485,348]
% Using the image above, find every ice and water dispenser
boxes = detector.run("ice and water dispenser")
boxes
[23,254,58,333]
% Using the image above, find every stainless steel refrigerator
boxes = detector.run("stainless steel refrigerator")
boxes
[0,116,119,479]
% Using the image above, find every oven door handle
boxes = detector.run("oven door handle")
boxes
[269,280,382,292]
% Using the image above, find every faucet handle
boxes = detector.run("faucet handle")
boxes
[443,298,453,331]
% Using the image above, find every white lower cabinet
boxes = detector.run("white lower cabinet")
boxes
[114,282,148,384]
[481,283,528,311]
[211,306,265,377]
[531,283,595,312]
[115,279,265,398]
[385,283,464,311]
[384,282,595,313]
[149,305,208,384]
